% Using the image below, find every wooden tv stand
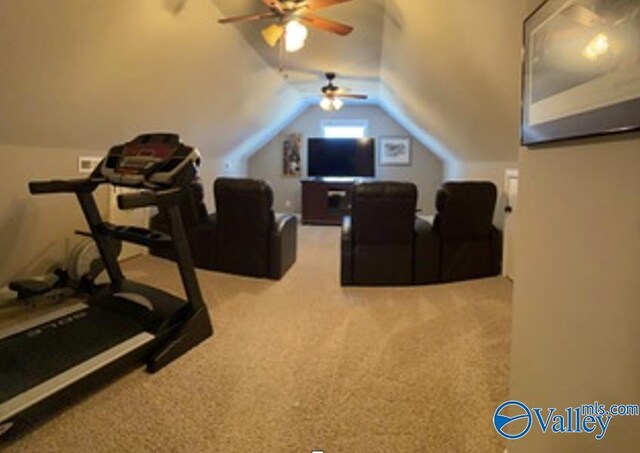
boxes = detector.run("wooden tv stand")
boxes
[301,178,358,225]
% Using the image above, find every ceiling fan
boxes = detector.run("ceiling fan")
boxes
[319,72,367,111]
[218,0,354,53]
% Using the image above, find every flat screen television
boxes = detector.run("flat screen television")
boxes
[307,138,375,178]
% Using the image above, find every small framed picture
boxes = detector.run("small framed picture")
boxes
[282,133,302,177]
[379,137,411,166]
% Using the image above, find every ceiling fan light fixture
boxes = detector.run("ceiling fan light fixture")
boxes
[261,24,284,48]
[285,20,308,52]
[319,96,344,111]
[219,0,355,57]
[583,33,609,61]
[320,97,333,111]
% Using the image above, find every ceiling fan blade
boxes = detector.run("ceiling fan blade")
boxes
[218,11,277,24]
[299,13,353,36]
[262,23,285,47]
[304,0,353,11]
[336,94,368,100]
[261,0,285,14]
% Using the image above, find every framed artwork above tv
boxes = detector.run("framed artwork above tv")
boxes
[379,137,411,166]
[522,0,640,146]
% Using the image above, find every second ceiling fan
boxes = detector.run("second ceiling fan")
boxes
[319,72,368,111]
[218,0,354,53]
[320,72,369,112]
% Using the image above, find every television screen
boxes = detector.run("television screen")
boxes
[307,138,375,177]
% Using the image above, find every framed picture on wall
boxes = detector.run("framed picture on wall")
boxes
[379,137,411,166]
[282,133,302,177]
[522,0,640,146]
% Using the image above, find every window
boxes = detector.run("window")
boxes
[322,119,369,139]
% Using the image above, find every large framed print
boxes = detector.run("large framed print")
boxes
[522,0,640,146]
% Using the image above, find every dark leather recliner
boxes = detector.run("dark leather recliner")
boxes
[415,181,502,283]
[150,177,297,280]
[212,177,297,279]
[341,181,502,286]
[341,182,425,286]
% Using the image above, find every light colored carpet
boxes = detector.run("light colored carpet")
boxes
[4,226,512,452]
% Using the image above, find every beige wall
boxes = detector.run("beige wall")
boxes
[248,105,444,214]
[509,1,640,451]
[0,144,109,286]
[510,135,640,451]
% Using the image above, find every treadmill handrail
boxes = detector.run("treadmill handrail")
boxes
[29,178,105,195]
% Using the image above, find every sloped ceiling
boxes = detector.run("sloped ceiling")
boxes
[0,0,530,164]
[381,0,528,162]
[0,0,301,162]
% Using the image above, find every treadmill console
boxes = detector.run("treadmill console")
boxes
[99,133,200,187]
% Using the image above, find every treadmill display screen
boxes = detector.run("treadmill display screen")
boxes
[100,133,199,187]
[123,145,175,159]
[119,145,176,172]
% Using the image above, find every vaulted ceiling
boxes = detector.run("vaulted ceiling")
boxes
[0,0,534,167]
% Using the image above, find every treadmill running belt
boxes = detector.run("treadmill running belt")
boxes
[0,306,145,403]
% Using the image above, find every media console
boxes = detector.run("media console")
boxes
[301,178,372,225]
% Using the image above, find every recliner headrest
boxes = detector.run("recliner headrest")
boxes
[434,181,497,239]
[351,181,417,244]
[214,177,274,209]
[214,177,275,234]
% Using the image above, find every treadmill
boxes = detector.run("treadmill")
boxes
[0,133,213,439]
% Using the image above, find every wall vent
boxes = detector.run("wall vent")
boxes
[78,156,102,174]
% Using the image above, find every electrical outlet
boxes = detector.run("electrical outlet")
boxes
[285,200,292,208]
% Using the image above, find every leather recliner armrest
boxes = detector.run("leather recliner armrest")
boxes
[414,217,440,284]
[341,215,353,286]
[269,214,298,279]
[148,212,176,260]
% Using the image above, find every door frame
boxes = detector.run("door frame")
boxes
[503,169,519,280]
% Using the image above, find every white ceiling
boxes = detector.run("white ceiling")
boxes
[0,0,535,165]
